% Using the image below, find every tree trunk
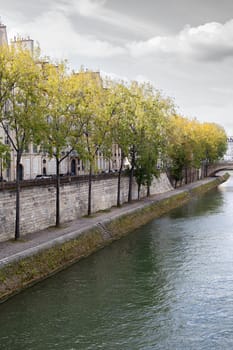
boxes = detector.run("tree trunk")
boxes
[128,146,135,203]
[137,183,141,200]
[147,183,150,197]
[205,162,208,177]
[117,154,124,207]
[88,163,92,216]
[201,162,204,179]
[185,166,188,184]
[55,157,60,227]
[15,153,21,240]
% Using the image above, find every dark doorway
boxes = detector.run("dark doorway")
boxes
[71,159,76,175]
[19,164,24,180]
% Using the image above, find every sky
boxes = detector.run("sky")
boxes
[1,0,233,134]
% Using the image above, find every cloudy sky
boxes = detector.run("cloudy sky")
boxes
[1,0,233,134]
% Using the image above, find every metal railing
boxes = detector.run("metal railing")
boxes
[0,171,125,191]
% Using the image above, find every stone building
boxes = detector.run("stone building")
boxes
[0,22,122,180]
[223,136,233,161]
[0,22,8,45]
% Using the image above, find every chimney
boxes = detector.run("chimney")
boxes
[11,35,34,54]
[0,21,8,46]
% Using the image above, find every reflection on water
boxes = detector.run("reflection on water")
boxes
[1,175,233,349]
[169,188,225,218]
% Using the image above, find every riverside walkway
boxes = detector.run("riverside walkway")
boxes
[0,177,221,268]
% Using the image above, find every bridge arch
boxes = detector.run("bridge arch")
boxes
[207,162,233,176]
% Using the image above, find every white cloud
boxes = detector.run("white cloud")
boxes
[100,70,129,83]
[211,87,233,95]
[70,0,107,17]
[54,0,106,17]
[3,2,233,135]
[61,0,157,38]
[126,19,233,62]
[6,10,125,59]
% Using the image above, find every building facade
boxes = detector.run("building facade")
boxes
[0,22,122,181]
[223,136,233,162]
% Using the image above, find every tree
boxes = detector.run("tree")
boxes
[166,115,196,187]
[199,122,227,177]
[124,81,145,203]
[166,115,227,186]
[0,45,19,112]
[107,81,134,206]
[134,142,160,199]
[135,84,172,197]
[76,71,113,216]
[0,46,46,239]
[42,63,85,226]
[114,81,172,201]
[0,140,10,181]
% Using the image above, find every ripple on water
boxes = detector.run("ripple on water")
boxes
[1,180,233,349]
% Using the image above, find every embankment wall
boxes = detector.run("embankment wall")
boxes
[0,173,172,241]
[0,174,229,302]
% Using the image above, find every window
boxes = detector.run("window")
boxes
[33,144,38,153]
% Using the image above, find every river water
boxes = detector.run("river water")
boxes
[1,174,233,349]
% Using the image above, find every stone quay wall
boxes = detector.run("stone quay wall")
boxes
[0,173,172,241]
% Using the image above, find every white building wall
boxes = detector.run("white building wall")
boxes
[224,137,233,161]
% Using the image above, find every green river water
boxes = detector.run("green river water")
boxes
[0,174,233,349]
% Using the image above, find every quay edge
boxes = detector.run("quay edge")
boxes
[0,173,229,303]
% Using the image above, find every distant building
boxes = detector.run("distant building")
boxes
[11,35,34,52]
[223,137,233,161]
[0,22,122,180]
[0,22,8,46]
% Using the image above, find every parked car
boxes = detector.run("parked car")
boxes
[35,174,53,180]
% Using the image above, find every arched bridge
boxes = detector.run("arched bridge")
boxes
[208,162,233,176]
